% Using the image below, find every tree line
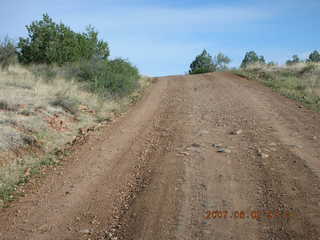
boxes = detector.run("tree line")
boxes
[189,49,320,74]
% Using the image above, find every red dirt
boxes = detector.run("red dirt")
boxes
[0,73,319,240]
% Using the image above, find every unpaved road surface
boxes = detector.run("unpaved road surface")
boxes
[0,73,320,240]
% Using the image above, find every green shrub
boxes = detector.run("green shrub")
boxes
[267,61,277,67]
[30,64,58,81]
[102,58,140,96]
[12,13,140,98]
[50,58,139,97]
[299,64,316,75]
[0,37,17,70]
[286,55,301,66]
[307,50,320,63]
[214,53,231,70]
[51,92,80,114]
[189,50,216,74]
[26,58,140,97]
[240,51,265,68]
[17,14,109,65]
[77,58,140,97]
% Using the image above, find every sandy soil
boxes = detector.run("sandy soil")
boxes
[0,73,319,240]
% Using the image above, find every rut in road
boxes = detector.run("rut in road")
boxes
[0,73,319,240]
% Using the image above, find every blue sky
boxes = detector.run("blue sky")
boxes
[0,0,319,76]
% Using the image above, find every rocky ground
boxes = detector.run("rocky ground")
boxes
[0,72,319,240]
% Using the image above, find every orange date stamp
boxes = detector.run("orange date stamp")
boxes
[204,210,293,220]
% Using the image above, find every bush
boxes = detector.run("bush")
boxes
[12,13,140,98]
[30,64,58,81]
[26,57,140,97]
[54,58,139,97]
[307,50,320,63]
[267,61,277,67]
[51,92,80,115]
[17,14,109,65]
[189,50,216,74]
[286,55,301,66]
[214,53,231,70]
[240,51,265,68]
[102,58,140,96]
[299,63,316,75]
[77,58,139,97]
[0,37,17,70]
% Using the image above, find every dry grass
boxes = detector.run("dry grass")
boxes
[232,63,320,111]
[0,65,151,205]
[0,65,120,151]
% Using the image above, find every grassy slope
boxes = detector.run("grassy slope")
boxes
[0,65,150,206]
[232,63,320,112]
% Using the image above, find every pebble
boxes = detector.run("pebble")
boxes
[258,152,269,159]
[191,143,201,148]
[199,130,209,135]
[179,151,190,156]
[231,129,243,135]
[312,136,317,140]
[212,144,221,148]
[289,145,302,149]
[217,148,231,153]
[80,229,90,234]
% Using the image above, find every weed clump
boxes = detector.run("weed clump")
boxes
[51,93,80,115]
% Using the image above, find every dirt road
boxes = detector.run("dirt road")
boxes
[0,73,319,240]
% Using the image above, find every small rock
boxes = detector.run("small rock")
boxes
[191,143,201,148]
[217,148,231,153]
[289,145,302,149]
[38,224,49,232]
[80,229,90,234]
[212,144,221,148]
[179,151,190,156]
[312,136,317,140]
[269,142,277,146]
[258,152,269,159]
[231,129,242,135]
[199,130,209,135]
